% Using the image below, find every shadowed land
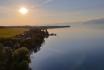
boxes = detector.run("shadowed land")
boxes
[0,28,52,70]
[0,25,70,70]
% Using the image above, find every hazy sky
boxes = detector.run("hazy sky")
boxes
[0,0,104,25]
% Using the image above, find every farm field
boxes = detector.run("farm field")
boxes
[0,28,28,38]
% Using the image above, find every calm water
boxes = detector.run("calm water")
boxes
[30,24,104,70]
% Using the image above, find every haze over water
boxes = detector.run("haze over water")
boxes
[30,23,104,70]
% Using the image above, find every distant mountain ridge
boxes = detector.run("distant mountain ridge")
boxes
[83,18,104,24]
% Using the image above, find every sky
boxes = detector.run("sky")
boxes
[0,0,104,25]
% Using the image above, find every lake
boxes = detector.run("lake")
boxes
[30,23,104,70]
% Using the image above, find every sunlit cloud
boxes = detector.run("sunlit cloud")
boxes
[0,0,104,25]
[42,0,53,4]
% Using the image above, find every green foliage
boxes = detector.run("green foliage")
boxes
[13,47,30,62]
[11,47,30,70]
[0,46,30,70]
[0,44,12,70]
[0,43,3,53]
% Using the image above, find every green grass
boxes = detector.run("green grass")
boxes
[0,28,28,38]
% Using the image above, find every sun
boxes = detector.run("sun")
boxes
[19,7,29,15]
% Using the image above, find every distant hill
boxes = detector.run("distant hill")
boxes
[83,18,104,24]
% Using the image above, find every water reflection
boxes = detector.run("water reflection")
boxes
[0,28,55,70]
[30,25,104,70]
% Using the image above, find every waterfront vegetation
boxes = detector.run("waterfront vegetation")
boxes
[0,45,30,70]
[0,28,49,70]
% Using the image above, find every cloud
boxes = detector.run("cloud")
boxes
[40,0,54,5]
[83,18,104,24]
[43,0,53,4]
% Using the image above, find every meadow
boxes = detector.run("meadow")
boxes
[0,28,28,38]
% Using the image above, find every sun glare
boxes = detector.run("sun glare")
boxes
[19,7,28,15]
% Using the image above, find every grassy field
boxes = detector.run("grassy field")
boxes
[0,28,28,38]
